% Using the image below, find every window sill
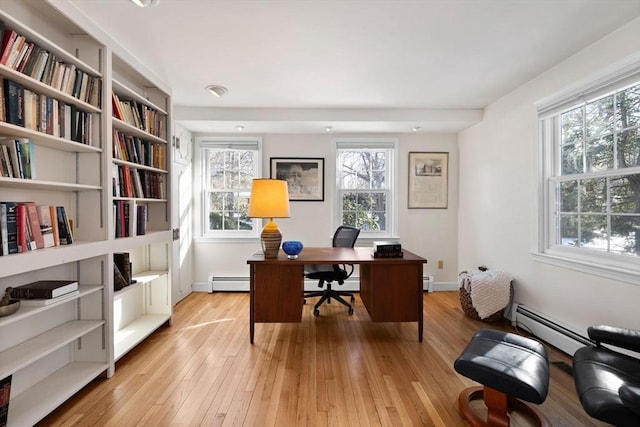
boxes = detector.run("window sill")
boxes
[195,235,260,244]
[531,251,639,285]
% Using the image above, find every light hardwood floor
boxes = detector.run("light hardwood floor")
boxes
[38,291,606,426]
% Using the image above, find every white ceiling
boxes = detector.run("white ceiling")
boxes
[66,0,640,134]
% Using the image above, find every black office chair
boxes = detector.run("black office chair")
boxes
[304,225,360,316]
[573,325,640,427]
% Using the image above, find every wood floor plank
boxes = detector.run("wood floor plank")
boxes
[38,291,607,426]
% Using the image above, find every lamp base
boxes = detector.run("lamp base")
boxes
[261,220,282,259]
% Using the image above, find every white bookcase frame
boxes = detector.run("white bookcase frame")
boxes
[0,1,173,425]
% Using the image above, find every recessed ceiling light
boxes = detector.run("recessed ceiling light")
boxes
[130,0,160,7]
[325,126,333,132]
[412,126,421,132]
[236,125,244,131]
[205,85,228,97]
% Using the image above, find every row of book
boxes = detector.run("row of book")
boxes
[9,279,78,306]
[113,201,146,238]
[0,138,35,179]
[1,77,95,144]
[113,164,166,200]
[112,92,166,139]
[0,21,101,107]
[113,129,166,169]
[0,202,73,256]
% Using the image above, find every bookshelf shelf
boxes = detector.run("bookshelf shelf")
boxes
[0,285,102,327]
[0,122,102,152]
[112,79,167,115]
[0,63,101,113]
[0,319,104,380]
[114,313,171,361]
[7,362,108,427]
[113,158,168,173]
[112,118,167,144]
[0,176,102,191]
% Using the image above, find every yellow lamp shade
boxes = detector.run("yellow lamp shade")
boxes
[248,179,290,219]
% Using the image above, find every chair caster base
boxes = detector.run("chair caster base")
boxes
[313,309,320,317]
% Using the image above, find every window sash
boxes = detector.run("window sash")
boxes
[199,138,261,238]
[538,68,640,281]
[334,138,397,237]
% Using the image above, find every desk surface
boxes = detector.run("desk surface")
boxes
[247,247,427,265]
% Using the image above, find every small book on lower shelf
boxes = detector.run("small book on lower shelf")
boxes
[11,279,78,299]
[18,289,80,306]
[0,375,11,427]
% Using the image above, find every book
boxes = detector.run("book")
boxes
[0,375,11,427]
[0,28,18,65]
[48,205,59,246]
[3,78,24,126]
[56,205,73,245]
[11,279,78,299]
[36,204,55,248]
[18,289,80,306]
[113,262,128,291]
[114,252,132,286]
[0,202,18,255]
[25,202,44,249]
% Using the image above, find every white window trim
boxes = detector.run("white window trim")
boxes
[333,137,399,239]
[194,136,262,242]
[534,54,640,285]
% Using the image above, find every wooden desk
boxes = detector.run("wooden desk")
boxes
[247,247,427,343]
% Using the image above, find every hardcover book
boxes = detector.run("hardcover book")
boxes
[18,289,80,306]
[0,202,18,255]
[11,279,78,299]
[0,374,11,427]
[114,252,132,286]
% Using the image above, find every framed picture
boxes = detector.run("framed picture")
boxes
[270,157,324,201]
[408,152,449,209]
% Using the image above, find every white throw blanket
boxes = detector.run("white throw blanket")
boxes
[460,270,512,319]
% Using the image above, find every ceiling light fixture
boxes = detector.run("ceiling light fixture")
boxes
[236,125,244,131]
[412,126,421,132]
[325,126,333,132]
[130,0,160,7]
[205,85,228,97]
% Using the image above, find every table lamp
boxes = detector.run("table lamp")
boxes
[248,179,290,258]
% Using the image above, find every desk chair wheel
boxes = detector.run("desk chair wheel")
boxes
[350,295,355,303]
[348,306,354,315]
[313,309,320,317]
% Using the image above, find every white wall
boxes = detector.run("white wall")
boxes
[458,17,640,333]
[192,132,459,286]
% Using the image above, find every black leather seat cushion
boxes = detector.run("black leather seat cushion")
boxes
[573,346,640,427]
[454,329,549,404]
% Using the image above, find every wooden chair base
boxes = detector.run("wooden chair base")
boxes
[458,386,551,427]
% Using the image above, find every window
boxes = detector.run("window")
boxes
[199,138,261,237]
[335,138,397,238]
[537,65,640,282]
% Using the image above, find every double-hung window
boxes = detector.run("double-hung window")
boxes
[335,138,397,238]
[537,65,639,282]
[199,137,261,238]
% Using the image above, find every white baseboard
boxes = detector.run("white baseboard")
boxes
[192,277,458,293]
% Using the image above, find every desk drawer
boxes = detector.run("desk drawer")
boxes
[253,264,303,323]
[360,264,422,322]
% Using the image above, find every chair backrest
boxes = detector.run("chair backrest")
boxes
[332,225,360,248]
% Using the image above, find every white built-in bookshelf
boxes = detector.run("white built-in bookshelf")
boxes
[0,1,173,425]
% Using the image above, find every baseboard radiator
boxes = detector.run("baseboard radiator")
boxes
[513,304,592,356]
[195,275,438,293]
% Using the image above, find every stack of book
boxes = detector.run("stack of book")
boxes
[10,279,79,306]
[372,241,404,258]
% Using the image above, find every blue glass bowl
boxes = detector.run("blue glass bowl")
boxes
[282,241,303,259]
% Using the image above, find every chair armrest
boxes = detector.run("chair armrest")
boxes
[588,325,640,353]
[619,385,640,416]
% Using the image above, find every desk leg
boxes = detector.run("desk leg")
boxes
[250,264,255,344]
[418,264,423,342]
